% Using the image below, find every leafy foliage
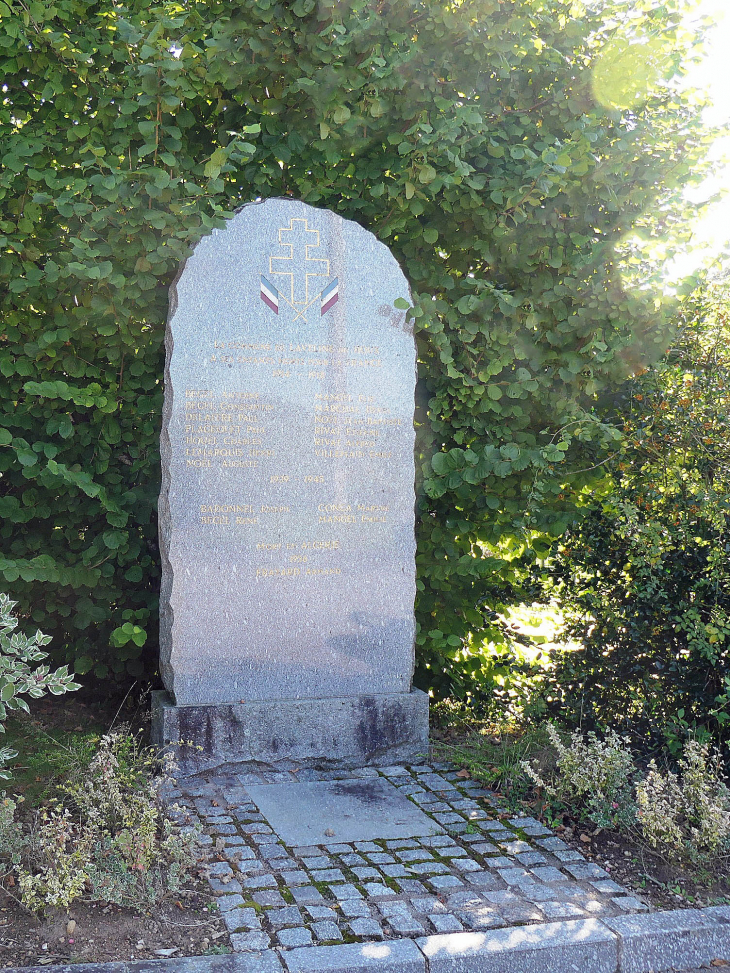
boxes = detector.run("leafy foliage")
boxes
[0,592,79,778]
[547,279,730,749]
[0,0,716,687]
[2,729,201,911]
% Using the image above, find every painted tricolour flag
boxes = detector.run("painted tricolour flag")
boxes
[260,276,279,314]
[320,278,339,316]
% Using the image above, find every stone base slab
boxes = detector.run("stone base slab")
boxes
[150,689,429,773]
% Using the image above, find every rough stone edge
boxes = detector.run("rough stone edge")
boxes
[2,951,283,973]
[150,688,430,773]
[603,906,730,973]
[283,938,425,972]
[417,919,618,973]
[157,196,417,707]
[10,906,730,973]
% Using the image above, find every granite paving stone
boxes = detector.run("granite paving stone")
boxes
[209,877,243,895]
[451,858,483,873]
[499,839,533,854]
[592,879,627,894]
[340,899,372,918]
[229,930,271,952]
[428,874,464,890]
[531,865,569,883]
[209,862,234,877]
[253,890,286,907]
[476,855,512,868]
[540,901,588,919]
[553,848,586,862]
[236,859,267,874]
[564,861,611,881]
[396,849,431,862]
[419,834,457,847]
[277,927,314,948]
[180,760,653,954]
[291,886,325,905]
[222,908,262,933]
[279,870,310,885]
[395,879,428,894]
[353,866,381,880]
[311,869,346,883]
[218,893,246,911]
[242,874,277,890]
[312,920,343,942]
[267,906,305,929]
[406,861,450,875]
[302,857,332,870]
[410,895,444,913]
[349,917,385,938]
[430,914,465,933]
[330,883,363,900]
[382,864,408,877]
[308,906,339,920]
[613,895,649,911]
[363,882,396,897]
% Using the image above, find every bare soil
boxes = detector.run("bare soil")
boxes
[0,884,227,969]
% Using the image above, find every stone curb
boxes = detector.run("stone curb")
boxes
[6,907,730,973]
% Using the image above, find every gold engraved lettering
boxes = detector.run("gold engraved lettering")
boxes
[185,436,217,445]
[186,459,211,468]
[201,504,254,514]
[270,475,290,483]
[261,504,291,513]
[304,475,324,483]
[314,449,364,458]
[256,567,301,578]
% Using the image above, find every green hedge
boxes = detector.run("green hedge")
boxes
[0,0,712,689]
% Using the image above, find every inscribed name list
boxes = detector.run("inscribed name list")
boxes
[159,199,416,706]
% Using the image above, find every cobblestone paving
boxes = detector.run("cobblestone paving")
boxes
[164,762,649,953]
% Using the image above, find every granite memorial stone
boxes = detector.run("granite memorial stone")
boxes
[152,198,427,767]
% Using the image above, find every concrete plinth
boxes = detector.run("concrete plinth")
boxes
[151,689,429,774]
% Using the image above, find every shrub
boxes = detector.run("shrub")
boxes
[2,730,201,912]
[522,723,636,828]
[546,279,730,751]
[636,741,730,865]
[0,592,80,779]
[525,725,730,867]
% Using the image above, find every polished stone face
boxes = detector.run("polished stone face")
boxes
[159,198,416,706]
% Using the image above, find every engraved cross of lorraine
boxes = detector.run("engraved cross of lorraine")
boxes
[270,219,329,323]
